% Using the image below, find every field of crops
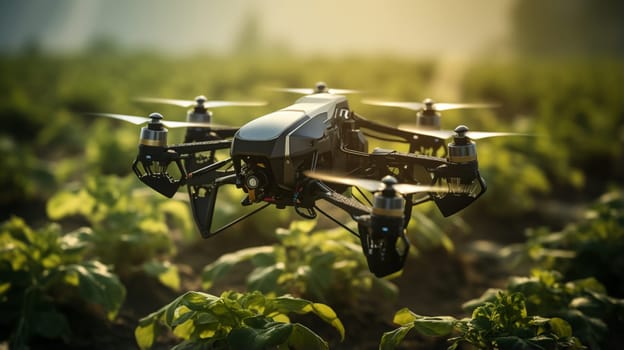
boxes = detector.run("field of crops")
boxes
[1,49,623,349]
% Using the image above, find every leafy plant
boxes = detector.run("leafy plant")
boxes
[47,175,194,290]
[462,58,623,191]
[0,216,126,348]
[505,190,624,297]
[381,291,584,350]
[406,205,464,255]
[201,220,398,306]
[463,270,624,349]
[135,290,344,350]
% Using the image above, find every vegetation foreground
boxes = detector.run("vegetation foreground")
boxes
[1,51,623,349]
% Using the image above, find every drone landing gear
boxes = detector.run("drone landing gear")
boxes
[188,178,272,238]
[187,158,273,238]
[295,206,317,219]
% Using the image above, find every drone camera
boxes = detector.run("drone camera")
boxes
[238,159,272,203]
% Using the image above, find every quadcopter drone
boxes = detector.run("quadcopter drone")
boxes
[91,82,522,277]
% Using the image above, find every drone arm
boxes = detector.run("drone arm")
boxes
[353,112,444,144]
[309,180,371,217]
[369,149,449,169]
[352,112,414,141]
[309,178,412,278]
[351,112,445,150]
[168,139,232,154]
[185,157,234,185]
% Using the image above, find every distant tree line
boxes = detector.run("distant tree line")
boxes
[511,0,624,57]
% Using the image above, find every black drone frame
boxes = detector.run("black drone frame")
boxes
[130,109,486,277]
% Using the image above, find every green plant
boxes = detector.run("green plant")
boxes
[381,291,584,350]
[505,190,624,297]
[201,220,397,306]
[406,203,463,255]
[463,270,624,349]
[135,290,344,350]
[0,216,126,348]
[47,175,194,290]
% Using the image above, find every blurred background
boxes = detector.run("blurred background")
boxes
[2,0,622,229]
[1,0,514,57]
[1,0,623,349]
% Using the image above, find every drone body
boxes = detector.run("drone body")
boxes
[231,93,370,207]
[94,84,505,277]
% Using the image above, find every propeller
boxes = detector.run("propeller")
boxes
[398,124,532,140]
[270,81,360,95]
[135,95,266,109]
[304,171,448,195]
[362,98,498,112]
[85,112,232,129]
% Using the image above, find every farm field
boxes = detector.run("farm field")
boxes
[1,49,623,349]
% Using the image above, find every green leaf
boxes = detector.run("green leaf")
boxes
[380,324,415,350]
[286,323,329,350]
[144,260,181,291]
[202,246,275,290]
[228,316,293,350]
[268,296,344,340]
[173,317,196,339]
[270,295,312,314]
[135,322,156,350]
[412,316,457,337]
[303,303,345,340]
[289,220,317,234]
[59,227,93,254]
[158,200,195,240]
[180,291,220,312]
[247,265,282,293]
[63,261,126,320]
[250,251,277,267]
[494,336,533,350]
[46,189,94,220]
[549,317,573,338]
[392,308,418,325]
[305,253,335,301]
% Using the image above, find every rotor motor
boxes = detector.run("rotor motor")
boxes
[133,113,184,198]
[139,113,168,147]
[416,98,442,129]
[447,125,477,163]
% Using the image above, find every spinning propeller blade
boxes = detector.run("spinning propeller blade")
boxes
[270,87,361,95]
[362,98,498,112]
[135,96,266,109]
[433,103,499,111]
[85,112,232,129]
[269,81,360,95]
[305,171,448,195]
[398,124,532,140]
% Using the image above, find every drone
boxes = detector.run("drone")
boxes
[90,82,524,277]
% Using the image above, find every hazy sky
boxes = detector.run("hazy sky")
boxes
[0,0,514,57]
